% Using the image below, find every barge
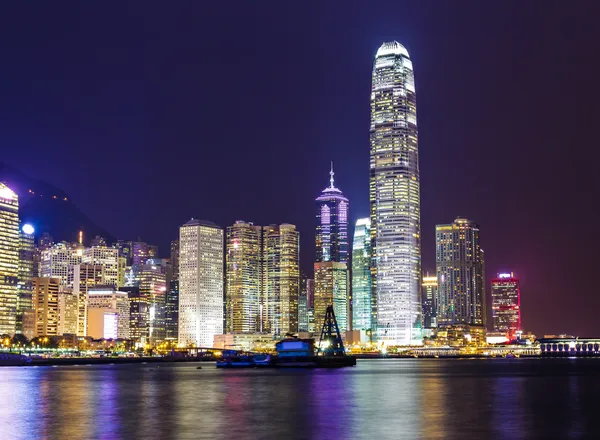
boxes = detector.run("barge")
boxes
[216,305,356,369]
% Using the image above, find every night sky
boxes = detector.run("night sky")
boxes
[2,2,599,336]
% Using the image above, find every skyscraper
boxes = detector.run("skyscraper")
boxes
[41,242,82,285]
[32,277,60,337]
[225,221,263,333]
[314,165,349,333]
[421,275,437,329]
[369,41,421,345]
[17,223,35,334]
[491,273,521,339]
[136,260,167,344]
[298,274,310,332]
[352,218,373,331]
[178,219,224,347]
[436,218,486,327]
[263,224,299,335]
[315,164,349,264]
[314,262,349,331]
[82,246,119,287]
[0,183,20,335]
[165,240,179,340]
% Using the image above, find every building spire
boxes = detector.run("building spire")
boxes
[329,161,335,189]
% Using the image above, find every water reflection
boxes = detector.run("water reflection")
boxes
[1,359,600,439]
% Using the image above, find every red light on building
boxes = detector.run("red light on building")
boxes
[491,274,521,339]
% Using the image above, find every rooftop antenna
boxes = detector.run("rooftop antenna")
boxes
[329,161,335,189]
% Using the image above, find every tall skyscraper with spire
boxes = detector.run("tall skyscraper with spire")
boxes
[315,163,349,264]
[370,41,422,345]
[314,164,350,331]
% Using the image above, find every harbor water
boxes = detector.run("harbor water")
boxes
[1,358,599,439]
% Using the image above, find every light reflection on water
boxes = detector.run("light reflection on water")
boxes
[1,359,599,439]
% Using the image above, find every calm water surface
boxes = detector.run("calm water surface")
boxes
[1,358,599,439]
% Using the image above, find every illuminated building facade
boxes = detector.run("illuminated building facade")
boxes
[352,218,372,331]
[165,240,179,340]
[131,241,158,266]
[491,273,521,338]
[263,224,299,335]
[370,41,422,345]
[41,242,82,285]
[226,221,263,333]
[72,263,103,336]
[314,262,349,332]
[436,218,485,326]
[121,286,148,344]
[298,275,310,332]
[82,246,119,287]
[17,224,35,334]
[138,260,167,344]
[179,219,224,347]
[32,277,60,336]
[315,164,349,264]
[421,275,437,328]
[57,290,78,335]
[0,183,20,335]
[87,288,130,339]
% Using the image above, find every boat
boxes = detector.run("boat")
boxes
[0,353,32,366]
[252,354,271,367]
[215,306,356,369]
[216,350,255,368]
[274,305,356,368]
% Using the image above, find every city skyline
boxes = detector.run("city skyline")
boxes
[1,2,598,336]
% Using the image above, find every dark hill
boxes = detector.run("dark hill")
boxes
[0,162,115,244]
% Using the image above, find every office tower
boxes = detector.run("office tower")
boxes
[82,246,119,287]
[436,218,485,326]
[120,286,147,344]
[421,275,437,329]
[226,221,263,333]
[32,277,60,337]
[87,288,130,339]
[315,164,349,264]
[298,275,310,332]
[263,224,300,335]
[314,262,349,331]
[491,273,521,339]
[306,278,315,332]
[370,41,421,345]
[314,164,349,332]
[17,224,35,334]
[72,263,103,336]
[41,242,82,285]
[138,260,167,344]
[117,256,127,287]
[352,218,373,331]
[115,240,133,263]
[165,240,179,340]
[131,241,155,265]
[179,219,224,347]
[57,290,78,335]
[0,183,20,335]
